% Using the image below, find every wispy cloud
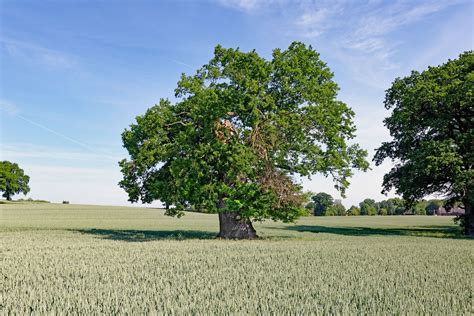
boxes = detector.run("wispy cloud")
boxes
[294,0,346,38]
[217,0,266,12]
[217,0,465,88]
[296,8,334,38]
[352,1,453,39]
[0,38,77,68]
[338,1,460,87]
[343,1,457,57]
[0,100,118,161]
[0,99,19,115]
[1,143,122,162]
[171,59,195,69]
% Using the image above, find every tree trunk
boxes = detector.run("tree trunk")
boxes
[217,212,257,239]
[464,198,473,236]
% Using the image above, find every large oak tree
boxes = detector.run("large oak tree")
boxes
[119,42,368,239]
[374,51,473,235]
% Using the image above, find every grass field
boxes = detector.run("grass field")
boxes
[1,203,472,314]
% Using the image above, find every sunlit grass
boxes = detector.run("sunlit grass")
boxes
[1,203,472,314]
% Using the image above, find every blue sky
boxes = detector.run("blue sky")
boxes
[1,0,473,206]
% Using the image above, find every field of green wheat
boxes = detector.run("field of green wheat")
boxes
[1,203,472,314]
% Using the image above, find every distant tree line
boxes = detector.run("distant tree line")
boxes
[306,192,449,216]
[16,198,50,203]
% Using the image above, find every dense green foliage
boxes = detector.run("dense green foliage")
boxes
[414,200,428,215]
[377,197,405,215]
[359,198,377,216]
[0,161,30,201]
[326,201,346,216]
[374,51,474,234]
[119,42,368,232]
[1,203,471,314]
[310,192,334,216]
[426,199,443,215]
[309,192,346,216]
[347,205,360,216]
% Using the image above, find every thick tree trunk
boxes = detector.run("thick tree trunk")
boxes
[217,212,257,239]
[464,199,473,236]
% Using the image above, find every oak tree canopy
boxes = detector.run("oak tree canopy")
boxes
[375,51,474,235]
[0,161,30,201]
[119,42,369,238]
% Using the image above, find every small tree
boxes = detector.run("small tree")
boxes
[0,161,30,201]
[374,52,473,235]
[119,42,368,238]
[359,198,377,216]
[311,192,335,216]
